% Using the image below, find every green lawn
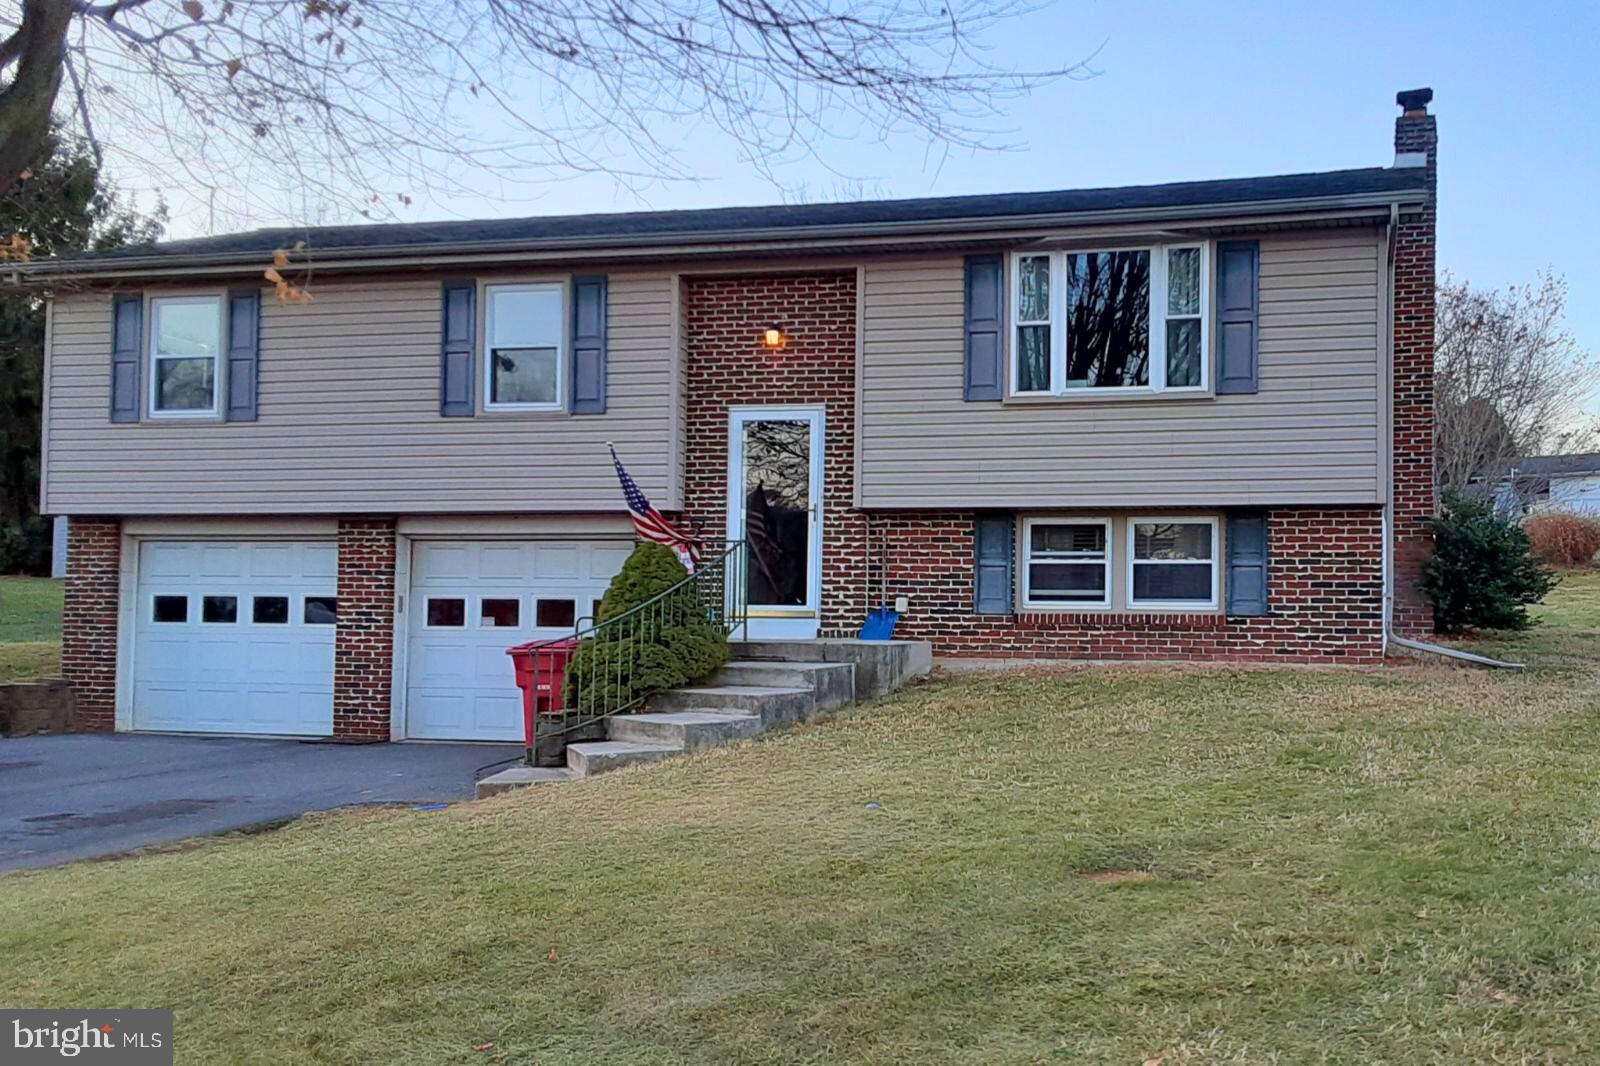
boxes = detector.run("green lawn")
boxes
[1535,567,1600,628]
[5,604,1600,1063]
[0,575,62,681]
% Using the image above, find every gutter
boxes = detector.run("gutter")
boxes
[1378,203,1522,670]
[19,189,1427,281]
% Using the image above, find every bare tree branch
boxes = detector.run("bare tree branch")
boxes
[2,0,1089,231]
[1435,271,1600,505]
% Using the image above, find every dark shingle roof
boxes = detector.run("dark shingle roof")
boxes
[52,165,1427,267]
[1518,453,1600,477]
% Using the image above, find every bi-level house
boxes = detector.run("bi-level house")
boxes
[27,89,1439,743]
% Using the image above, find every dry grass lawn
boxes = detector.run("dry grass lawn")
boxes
[3,583,1599,1063]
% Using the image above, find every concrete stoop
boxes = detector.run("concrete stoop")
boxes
[475,639,930,798]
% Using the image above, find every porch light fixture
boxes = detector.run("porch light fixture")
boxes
[762,324,786,350]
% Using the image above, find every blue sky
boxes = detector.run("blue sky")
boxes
[154,0,1600,413]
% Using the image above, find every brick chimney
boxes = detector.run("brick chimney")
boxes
[1390,87,1437,635]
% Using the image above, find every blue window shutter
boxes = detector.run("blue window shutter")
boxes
[1226,512,1269,616]
[1216,241,1260,394]
[964,255,1003,401]
[110,293,143,423]
[440,279,475,417]
[225,289,261,421]
[974,514,1015,614]
[570,274,607,415]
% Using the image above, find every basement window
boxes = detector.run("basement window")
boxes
[1022,518,1111,608]
[1128,518,1219,609]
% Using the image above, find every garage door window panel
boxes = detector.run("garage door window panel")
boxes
[252,596,289,624]
[202,595,238,623]
[536,598,577,629]
[479,598,521,628]
[426,597,467,628]
[152,595,188,623]
[304,596,338,625]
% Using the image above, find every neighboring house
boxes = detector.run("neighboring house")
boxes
[24,89,1440,743]
[1517,453,1600,514]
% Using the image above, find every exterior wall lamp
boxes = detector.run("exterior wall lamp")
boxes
[761,325,787,350]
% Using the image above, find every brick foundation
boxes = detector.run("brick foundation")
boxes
[333,517,397,740]
[860,507,1383,663]
[1391,90,1438,634]
[61,517,121,731]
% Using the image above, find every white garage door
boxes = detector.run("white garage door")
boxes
[405,539,632,741]
[132,540,337,735]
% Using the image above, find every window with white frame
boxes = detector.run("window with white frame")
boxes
[1128,518,1218,608]
[1010,244,1208,396]
[484,283,564,409]
[1023,518,1112,607]
[149,295,222,416]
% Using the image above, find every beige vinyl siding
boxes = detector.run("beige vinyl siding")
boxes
[859,230,1383,508]
[43,273,675,515]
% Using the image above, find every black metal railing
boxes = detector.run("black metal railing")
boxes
[514,540,749,765]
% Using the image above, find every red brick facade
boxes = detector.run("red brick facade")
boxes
[61,517,121,731]
[863,508,1383,663]
[1391,90,1438,634]
[333,518,397,740]
[681,271,869,635]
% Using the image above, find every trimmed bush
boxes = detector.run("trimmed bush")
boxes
[1523,510,1600,568]
[563,542,730,713]
[1423,492,1557,633]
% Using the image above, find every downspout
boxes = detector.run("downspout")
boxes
[1380,203,1523,670]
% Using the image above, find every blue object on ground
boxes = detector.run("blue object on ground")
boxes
[412,803,450,811]
[858,607,898,640]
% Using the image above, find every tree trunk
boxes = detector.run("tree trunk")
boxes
[0,0,74,192]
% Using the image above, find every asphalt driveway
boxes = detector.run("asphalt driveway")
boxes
[0,734,522,872]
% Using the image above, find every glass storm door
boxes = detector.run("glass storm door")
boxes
[727,407,824,640]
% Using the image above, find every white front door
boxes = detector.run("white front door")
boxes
[131,540,337,735]
[727,406,825,640]
[403,538,632,741]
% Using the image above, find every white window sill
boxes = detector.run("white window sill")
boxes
[1004,387,1214,406]
[477,405,569,418]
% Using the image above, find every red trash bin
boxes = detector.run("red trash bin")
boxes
[507,637,579,764]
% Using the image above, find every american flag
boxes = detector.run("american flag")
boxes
[610,444,700,571]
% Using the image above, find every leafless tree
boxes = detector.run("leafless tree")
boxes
[0,0,1087,231]
[1435,270,1599,503]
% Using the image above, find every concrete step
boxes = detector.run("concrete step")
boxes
[728,639,933,700]
[608,710,764,751]
[474,765,576,799]
[650,684,816,725]
[566,740,681,777]
[712,660,855,711]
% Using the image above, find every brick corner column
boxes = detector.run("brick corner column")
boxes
[333,517,397,741]
[61,516,122,731]
[1391,88,1437,636]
